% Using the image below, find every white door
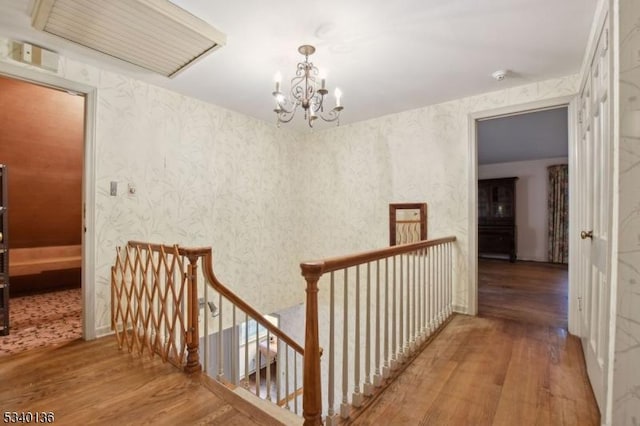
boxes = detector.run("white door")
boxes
[576,18,613,416]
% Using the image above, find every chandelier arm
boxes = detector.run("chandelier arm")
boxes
[274,86,299,114]
[275,98,296,115]
[316,106,344,123]
[276,107,298,125]
[292,85,305,102]
[311,95,325,113]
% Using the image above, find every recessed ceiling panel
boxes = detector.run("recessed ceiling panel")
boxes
[31,0,226,77]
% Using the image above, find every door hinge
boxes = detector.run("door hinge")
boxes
[578,296,583,312]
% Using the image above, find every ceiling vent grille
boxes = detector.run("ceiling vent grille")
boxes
[31,0,226,77]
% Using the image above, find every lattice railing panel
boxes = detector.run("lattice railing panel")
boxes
[111,243,188,368]
[110,240,305,418]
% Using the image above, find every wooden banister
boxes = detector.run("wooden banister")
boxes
[184,253,202,374]
[126,241,304,354]
[301,263,323,426]
[299,236,456,425]
[199,251,305,355]
[127,241,211,257]
[300,236,456,276]
[114,241,305,376]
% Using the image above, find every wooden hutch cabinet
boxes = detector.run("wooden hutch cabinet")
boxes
[478,177,518,262]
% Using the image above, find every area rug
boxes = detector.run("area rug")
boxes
[0,288,82,356]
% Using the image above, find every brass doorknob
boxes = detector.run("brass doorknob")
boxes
[580,230,593,240]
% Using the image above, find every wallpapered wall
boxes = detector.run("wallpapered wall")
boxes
[92,72,307,331]
[0,37,579,333]
[614,0,640,423]
[0,37,306,334]
[93,75,310,332]
[299,76,579,311]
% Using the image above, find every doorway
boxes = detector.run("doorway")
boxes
[466,96,577,325]
[0,75,85,355]
[475,107,570,329]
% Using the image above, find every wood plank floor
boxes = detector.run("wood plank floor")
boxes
[0,337,280,425]
[352,315,600,425]
[478,259,568,329]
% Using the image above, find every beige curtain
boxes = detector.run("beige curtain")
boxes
[548,165,569,263]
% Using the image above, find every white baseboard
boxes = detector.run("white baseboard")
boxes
[452,305,470,315]
[95,325,114,338]
[517,255,548,262]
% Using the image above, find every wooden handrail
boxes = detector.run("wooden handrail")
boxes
[300,236,456,276]
[127,241,304,364]
[300,236,456,425]
[199,251,305,355]
[127,240,304,356]
[128,241,211,257]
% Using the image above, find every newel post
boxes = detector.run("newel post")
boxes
[184,254,202,374]
[301,262,324,426]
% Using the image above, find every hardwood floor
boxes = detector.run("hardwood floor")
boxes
[0,337,282,425]
[478,259,568,329]
[0,259,594,425]
[352,314,599,425]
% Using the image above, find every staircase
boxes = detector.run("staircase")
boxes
[110,236,457,425]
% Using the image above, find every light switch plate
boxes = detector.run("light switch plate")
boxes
[110,181,117,196]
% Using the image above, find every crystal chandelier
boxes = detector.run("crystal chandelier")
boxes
[272,45,343,128]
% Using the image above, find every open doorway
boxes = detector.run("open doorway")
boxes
[0,75,85,355]
[475,106,570,329]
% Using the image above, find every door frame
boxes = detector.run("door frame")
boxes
[0,60,98,340]
[466,95,580,333]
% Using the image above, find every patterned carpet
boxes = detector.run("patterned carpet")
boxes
[0,288,82,356]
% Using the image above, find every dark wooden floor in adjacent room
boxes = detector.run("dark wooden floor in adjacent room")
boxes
[478,258,568,329]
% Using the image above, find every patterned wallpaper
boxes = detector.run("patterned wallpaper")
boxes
[91,74,306,332]
[299,76,579,311]
[2,4,638,420]
[1,36,579,335]
[614,0,640,423]
[0,38,306,333]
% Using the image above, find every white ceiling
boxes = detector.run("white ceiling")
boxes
[0,0,597,130]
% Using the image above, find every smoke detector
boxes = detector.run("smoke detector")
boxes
[492,70,508,81]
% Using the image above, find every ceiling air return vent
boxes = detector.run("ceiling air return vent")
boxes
[31,0,226,77]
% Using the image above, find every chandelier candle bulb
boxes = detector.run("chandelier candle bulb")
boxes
[274,72,281,92]
[335,88,342,107]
